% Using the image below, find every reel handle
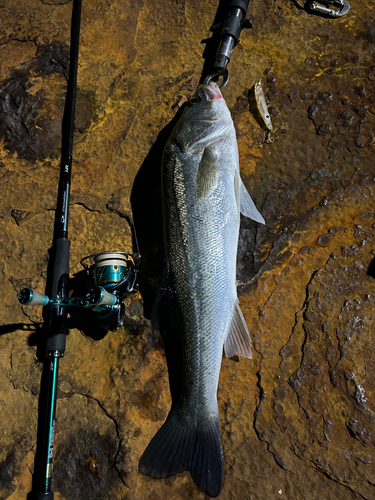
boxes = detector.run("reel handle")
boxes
[18,288,49,306]
[87,286,119,306]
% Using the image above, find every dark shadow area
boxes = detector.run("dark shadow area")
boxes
[367,258,375,279]
[131,107,186,406]
[156,289,185,406]
[290,0,306,10]
[68,269,109,341]
[0,322,43,336]
[131,108,184,318]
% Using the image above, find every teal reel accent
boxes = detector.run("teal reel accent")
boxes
[82,252,131,288]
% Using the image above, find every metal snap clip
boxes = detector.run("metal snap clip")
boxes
[309,0,350,17]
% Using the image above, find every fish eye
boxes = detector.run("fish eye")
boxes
[188,96,201,106]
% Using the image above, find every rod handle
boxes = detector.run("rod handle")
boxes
[50,238,70,299]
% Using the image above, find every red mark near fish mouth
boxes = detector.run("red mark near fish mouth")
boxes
[207,81,223,100]
[204,88,223,101]
[201,81,223,101]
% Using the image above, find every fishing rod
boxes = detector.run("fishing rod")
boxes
[204,0,253,88]
[203,0,350,90]
[17,0,140,497]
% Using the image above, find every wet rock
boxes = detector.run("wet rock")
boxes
[317,123,333,135]
[319,91,333,102]
[52,395,126,500]
[316,234,331,247]
[2,0,375,499]
[356,86,367,97]
[355,133,374,148]
[233,95,249,113]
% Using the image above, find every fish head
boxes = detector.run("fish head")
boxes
[174,81,233,153]
[189,80,223,102]
[184,81,228,120]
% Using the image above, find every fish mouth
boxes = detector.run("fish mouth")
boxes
[201,81,223,101]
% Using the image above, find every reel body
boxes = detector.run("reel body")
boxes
[18,251,141,331]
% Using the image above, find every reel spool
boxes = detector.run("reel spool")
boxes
[18,251,141,332]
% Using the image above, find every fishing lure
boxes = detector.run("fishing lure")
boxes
[254,79,274,143]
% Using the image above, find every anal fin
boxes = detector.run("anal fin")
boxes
[237,173,265,224]
[224,300,252,359]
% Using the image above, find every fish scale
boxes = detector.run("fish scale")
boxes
[139,81,265,497]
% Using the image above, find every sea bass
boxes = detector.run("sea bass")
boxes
[139,81,265,497]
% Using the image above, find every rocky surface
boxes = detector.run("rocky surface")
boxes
[1,0,374,499]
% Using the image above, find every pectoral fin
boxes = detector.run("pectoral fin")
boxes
[224,300,252,359]
[196,148,219,201]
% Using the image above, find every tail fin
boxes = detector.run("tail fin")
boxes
[138,407,223,497]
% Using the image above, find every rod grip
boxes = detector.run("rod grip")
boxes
[51,238,70,298]
[47,238,70,353]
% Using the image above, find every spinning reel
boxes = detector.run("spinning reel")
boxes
[18,251,141,332]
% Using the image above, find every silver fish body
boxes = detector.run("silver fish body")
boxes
[139,82,264,497]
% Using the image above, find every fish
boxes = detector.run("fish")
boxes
[138,81,265,497]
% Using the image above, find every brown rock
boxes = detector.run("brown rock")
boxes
[1,0,375,499]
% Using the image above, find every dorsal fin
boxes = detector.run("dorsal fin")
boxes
[224,300,252,359]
